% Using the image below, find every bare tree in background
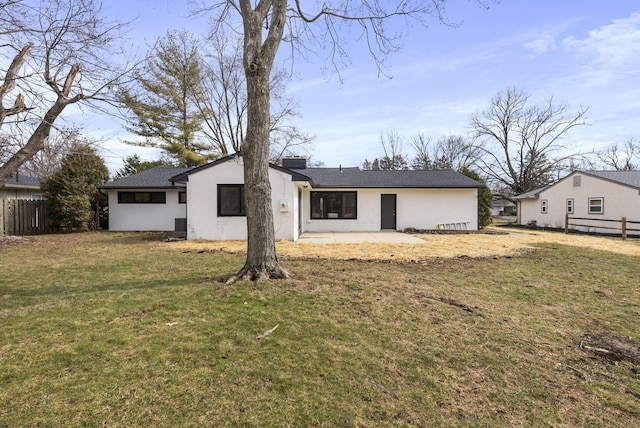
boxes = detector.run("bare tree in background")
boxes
[410,133,480,170]
[196,0,492,282]
[196,32,314,162]
[1,127,83,179]
[0,0,133,186]
[596,138,639,171]
[378,129,408,170]
[471,87,588,196]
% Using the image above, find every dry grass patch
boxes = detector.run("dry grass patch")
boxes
[171,227,640,261]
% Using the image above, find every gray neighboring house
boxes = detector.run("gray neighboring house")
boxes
[100,167,191,232]
[0,173,43,200]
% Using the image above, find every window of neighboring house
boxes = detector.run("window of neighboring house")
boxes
[118,191,166,204]
[178,191,187,204]
[541,199,548,214]
[588,197,604,214]
[566,199,574,214]
[573,175,581,187]
[310,191,357,219]
[31,194,46,200]
[218,184,245,216]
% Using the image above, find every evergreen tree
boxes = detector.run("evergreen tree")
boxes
[119,31,213,167]
[42,144,109,232]
[459,167,492,228]
[114,155,173,179]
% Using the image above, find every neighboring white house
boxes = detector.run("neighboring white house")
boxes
[514,170,640,234]
[0,173,43,200]
[100,167,191,232]
[102,153,484,240]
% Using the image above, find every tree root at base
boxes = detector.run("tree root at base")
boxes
[225,263,290,284]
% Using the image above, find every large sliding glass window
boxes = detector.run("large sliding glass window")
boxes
[311,191,357,219]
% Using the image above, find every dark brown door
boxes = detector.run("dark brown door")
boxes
[381,194,396,230]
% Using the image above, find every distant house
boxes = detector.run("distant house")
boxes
[0,173,43,200]
[491,194,516,217]
[101,153,484,240]
[514,170,640,233]
[100,167,191,232]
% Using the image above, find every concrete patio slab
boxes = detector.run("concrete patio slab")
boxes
[296,231,426,244]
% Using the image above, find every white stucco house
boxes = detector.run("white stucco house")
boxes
[101,153,484,240]
[515,170,640,234]
[100,167,191,232]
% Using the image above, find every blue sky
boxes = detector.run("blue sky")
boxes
[87,1,640,173]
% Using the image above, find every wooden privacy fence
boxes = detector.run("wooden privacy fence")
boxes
[565,214,640,240]
[0,199,49,235]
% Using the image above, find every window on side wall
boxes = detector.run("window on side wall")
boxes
[541,199,548,214]
[588,197,603,214]
[118,191,166,204]
[566,199,574,214]
[218,184,245,216]
[178,191,187,204]
[311,191,357,219]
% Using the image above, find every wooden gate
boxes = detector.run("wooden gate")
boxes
[0,199,49,235]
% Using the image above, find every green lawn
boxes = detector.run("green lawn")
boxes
[1,232,639,426]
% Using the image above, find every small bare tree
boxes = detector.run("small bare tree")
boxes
[378,129,408,170]
[0,0,134,186]
[471,87,588,195]
[409,133,480,171]
[596,138,639,171]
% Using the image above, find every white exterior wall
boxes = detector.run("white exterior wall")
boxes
[107,189,186,231]
[518,173,640,231]
[187,157,298,241]
[301,187,478,232]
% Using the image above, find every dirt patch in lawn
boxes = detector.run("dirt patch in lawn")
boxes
[171,227,640,261]
[581,336,640,365]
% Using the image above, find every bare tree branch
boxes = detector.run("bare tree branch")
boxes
[0,0,136,186]
[472,87,588,195]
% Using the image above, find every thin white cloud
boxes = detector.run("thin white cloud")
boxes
[562,12,640,66]
[524,34,556,54]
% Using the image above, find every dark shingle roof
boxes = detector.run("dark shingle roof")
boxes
[4,173,41,189]
[514,170,640,199]
[584,170,640,189]
[100,167,191,189]
[291,168,484,188]
[170,153,311,183]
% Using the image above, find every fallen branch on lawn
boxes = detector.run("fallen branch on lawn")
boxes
[256,324,279,340]
[423,295,483,316]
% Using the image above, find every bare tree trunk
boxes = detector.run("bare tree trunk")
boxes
[235,70,288,281]
[226,0,289,283]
